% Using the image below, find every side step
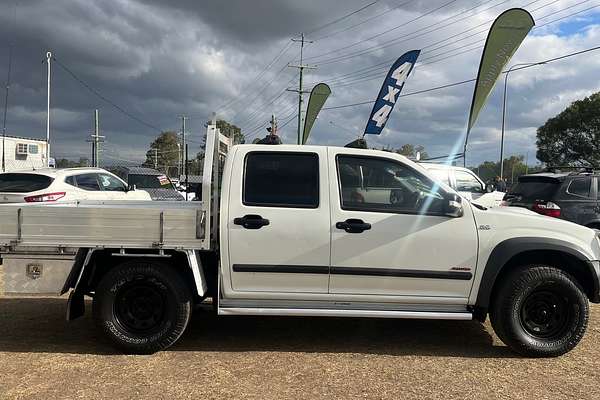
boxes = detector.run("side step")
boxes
[218,307,472,320]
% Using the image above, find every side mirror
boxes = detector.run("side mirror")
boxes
[127,184,137,191]
[485,184,494,193]
[444,193,464,218]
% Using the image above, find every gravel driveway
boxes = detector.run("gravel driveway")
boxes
[0,297,598,399]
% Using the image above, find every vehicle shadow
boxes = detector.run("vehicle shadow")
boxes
[0,297,518,358]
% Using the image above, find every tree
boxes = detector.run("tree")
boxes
[143,131,180,175]
[395,144,429,160]
[537,92,600,166]
[56,157,89,168]
[472,155,542,186]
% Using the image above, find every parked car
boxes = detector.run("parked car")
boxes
[421,163,505,207]
[109,166,185,201]
[0,168,151,203]
[503,170,600,228]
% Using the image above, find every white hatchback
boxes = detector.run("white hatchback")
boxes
[0,168,151,203]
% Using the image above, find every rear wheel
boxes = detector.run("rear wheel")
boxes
[490,265,588,357]
[93,260,192,354]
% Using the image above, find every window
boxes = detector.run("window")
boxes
[455,170,484,193]
[65,176,77,187]
[337,155,445,214]
[98,174,127,192]
[427,168,451,186]
[75,174,101,191]
[0,173,53,193]
[129,174,174,189]
[243,152,319,208]
[28,144,39,154]
[567,178,591,198]
[16,143,28,155]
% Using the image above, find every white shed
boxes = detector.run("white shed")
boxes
[0,135,49,172]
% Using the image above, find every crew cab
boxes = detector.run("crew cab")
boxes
[0,122,598,357]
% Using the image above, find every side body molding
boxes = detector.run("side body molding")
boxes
[474,237,600,309]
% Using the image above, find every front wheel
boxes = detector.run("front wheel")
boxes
[490,265,589,357]
[93,260,192,354]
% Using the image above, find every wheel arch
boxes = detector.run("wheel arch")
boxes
[64,248,213,320]
[474,238,600,312]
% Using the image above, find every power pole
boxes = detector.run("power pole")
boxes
[179,115,188,177]
[45,51,52,167]
[2,44,12,173]
[287,33,316,144]
[87,109,104,167]
[154,148,158,169]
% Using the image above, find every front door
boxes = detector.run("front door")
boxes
[328,148,478,301]
[227,147,331,294]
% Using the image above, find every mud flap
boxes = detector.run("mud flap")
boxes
[66,290,85,321]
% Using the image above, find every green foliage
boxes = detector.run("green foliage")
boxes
[472,155,542,185]
[143,131,180,176]
[536,92,600,167]
[396,144,429,160]
[56,157,89,168]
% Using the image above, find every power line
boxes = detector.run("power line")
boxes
[305,1,381,35]
[312,0,417,41]
[313,0,594,89]
[321,44,600,110]
[52,56,164,133]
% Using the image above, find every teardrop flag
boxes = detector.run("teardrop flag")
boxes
[302,83,331,145]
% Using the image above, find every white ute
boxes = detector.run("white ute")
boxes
[0,121,599,357]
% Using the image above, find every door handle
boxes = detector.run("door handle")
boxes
[336,218,371,233]
[234,214,270,229]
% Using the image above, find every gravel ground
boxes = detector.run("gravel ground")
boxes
[0,297,598,400]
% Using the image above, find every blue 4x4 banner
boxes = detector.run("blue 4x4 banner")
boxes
[364,49,420,135]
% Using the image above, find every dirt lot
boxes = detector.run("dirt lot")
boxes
[0,298,598,400]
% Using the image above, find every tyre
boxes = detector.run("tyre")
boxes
[490,265,589,357]
[93,260,192,354]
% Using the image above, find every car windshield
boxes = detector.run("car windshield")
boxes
[129,174,174,189]
[509,177,560,201]
[0,173,54,193]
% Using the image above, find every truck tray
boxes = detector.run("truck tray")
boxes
[0,201,206,250]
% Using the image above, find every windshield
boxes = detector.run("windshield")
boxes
[129,174,174,189]
[0,173,54,193]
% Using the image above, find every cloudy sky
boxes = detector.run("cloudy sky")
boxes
[1,0,599,166]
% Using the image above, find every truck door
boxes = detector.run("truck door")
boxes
[328,148,478,301]
[226,147,331,294]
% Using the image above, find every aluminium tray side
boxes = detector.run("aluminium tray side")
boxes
[0,201,207,250]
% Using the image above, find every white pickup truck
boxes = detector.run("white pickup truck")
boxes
[1,121,599,357]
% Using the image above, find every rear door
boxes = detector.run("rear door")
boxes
[560,176,596,226]
[226,147,331,294]
[72,173,110,200]
[505,176,561,209]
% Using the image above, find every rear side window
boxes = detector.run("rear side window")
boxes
[75,174,101,191]
[567,178,592,198]
[510,177,560,200]
[243,152,319,208]
[0,173,53,193]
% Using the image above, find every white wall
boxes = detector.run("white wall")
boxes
[0,137,48,172]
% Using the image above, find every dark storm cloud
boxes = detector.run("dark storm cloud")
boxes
[0,0,598,165]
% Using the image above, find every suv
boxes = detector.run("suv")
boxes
[109,166,185,201]
[0,168,151,203]
[421,163,505,207]
[504,171,600,228]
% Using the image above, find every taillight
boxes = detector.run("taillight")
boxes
[24,192,66,202]
[532,201,561,218]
